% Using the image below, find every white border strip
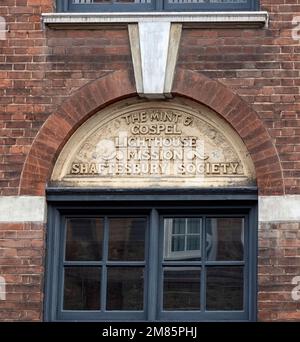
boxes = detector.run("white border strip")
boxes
[259,195,300,222]
[42,11,269,27]
[0,195,299,223]
[0,196,46,222]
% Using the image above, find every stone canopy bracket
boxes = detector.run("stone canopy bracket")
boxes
[128,21,182,99]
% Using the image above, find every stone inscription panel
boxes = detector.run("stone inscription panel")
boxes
[52,101,256,188]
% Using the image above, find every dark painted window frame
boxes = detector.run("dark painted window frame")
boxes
[45,188,258,322]
[56,1,260,12]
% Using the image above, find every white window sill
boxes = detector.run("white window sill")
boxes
[42,11,269,29]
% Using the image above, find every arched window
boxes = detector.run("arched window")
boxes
[44,99,258,321]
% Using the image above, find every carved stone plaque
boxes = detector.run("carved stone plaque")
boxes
[51,99,256,188]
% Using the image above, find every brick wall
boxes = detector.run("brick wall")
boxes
[258,222,300,321]
[0,222,44,321]
[178,1,300,195]
[0,0,300,321]
[0,0,131,196]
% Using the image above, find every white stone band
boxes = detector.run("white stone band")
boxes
[1,195,299,223]
[259,195,300,222]
[42,11,269,28]
[0,196,46,223]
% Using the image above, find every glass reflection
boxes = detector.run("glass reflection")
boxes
[65,218,104,261]
[206,266,244,311]
[163,267,201,311]
[64,267,101,310]
[164,218,202,261]
[206,218,244,261]
[106,267,144,311]
[108,218,146,261]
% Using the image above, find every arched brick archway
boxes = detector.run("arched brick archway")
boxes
[172,69,284,195]
[19,68,284,196]
[19,69,136,196]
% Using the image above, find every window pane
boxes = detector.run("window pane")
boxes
[187,218,201,234]
[164,218,202,261]
[106,267,144,311]
[163,268,201,311]
[108,218,146,261]
[172,218,185,234]
[171,235,185,252]
[63,267,101,310]
[186,235,200,251]
[206,218,244,261]
[65,218,104,261]
[206,267,244,311]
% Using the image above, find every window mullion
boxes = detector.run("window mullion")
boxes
[101,216,109,312]
[155,0,163,11]
[147,208,159,321]
[184,218,187,252]
[200,216,206,312]
[244,214,250,317]
[57,0,68,12]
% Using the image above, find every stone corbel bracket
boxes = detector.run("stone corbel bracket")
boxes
[128,22,182,99]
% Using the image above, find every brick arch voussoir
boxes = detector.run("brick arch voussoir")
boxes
[19,69,136,195]
[172,68,284,195]
[20,68,284,196]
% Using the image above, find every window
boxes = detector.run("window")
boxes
[45,195,257,321]
[56,0,259,12]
